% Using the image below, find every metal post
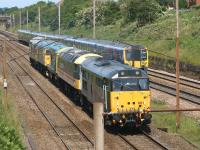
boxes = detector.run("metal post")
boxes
[19,11,21,29]
[93,102,104,150]
[58,3,61,35]
[176,0,180,129]
[10,15,12,29]
[13,14,15,29]
[93,0,96,39]
[38,7,41,32]
[26,10,29,30]
[2,40,8,111]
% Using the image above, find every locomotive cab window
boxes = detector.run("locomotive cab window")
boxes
[126,48,141,61]
[112,78,149,91]
[141,49,147,60]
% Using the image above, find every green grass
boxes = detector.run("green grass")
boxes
[151,100,200,149]
[0,88,24,150]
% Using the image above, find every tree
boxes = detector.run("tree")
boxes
[120,0,162,26]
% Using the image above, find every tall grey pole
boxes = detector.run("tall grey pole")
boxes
[58,3,61,35]
[93,102,104,150]
[93,0,96,39]
[19,11,21,29]
[13,14,15,29]
[10,14,12,29]
[38,7,41,32]
[26,10,29,30]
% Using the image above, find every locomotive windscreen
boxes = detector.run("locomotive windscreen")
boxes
[112,78,149,91]
[126,47,147,61]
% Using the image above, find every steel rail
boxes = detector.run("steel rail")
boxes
[150,82,200,105]
[118,134,138,150]
[142,131,169,150]
[148,69,200,90]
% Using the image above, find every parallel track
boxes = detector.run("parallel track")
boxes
[148,68,200,105]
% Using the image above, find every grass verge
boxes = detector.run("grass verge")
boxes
[151,100,200,149]
[0,88,24,150]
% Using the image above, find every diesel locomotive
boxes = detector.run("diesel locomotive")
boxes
[18,29,149,70]
[29,37,151,127]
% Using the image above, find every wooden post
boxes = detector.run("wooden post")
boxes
[19,11,22,29]
[26,10,29,30]
[58,3,61,35]
[175,0,180,129]
[38,7,41,32]
[93,0,96,39]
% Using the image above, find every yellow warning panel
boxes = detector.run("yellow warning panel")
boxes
[45,55,51,66]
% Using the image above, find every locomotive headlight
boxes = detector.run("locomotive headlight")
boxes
[136,71,140,75]
[139,108,143,113]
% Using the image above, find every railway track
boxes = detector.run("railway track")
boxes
[118,131,169,150]
[2,38,94,149]
[148,68,200,105]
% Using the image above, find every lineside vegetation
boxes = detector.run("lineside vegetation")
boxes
[152,100,200,149]
[0,89,24,150]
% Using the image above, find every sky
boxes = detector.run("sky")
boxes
[0,0,60,8]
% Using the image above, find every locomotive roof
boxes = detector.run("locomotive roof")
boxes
[59,48,90,63]
[81,57,147,79]
[31,38,67,52]
[30,36,45,45]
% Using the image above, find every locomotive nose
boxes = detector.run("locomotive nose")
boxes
[110,91,150,113]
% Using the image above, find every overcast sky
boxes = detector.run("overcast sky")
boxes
[0,0,60,8]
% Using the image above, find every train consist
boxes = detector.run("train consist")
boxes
[29,37,151,127]
[18,29,149,70]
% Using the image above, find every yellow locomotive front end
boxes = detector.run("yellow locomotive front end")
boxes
[124,47,149,70]
[104,70,151,127]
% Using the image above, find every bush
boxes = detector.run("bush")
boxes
[100,1,121,25]
[120,0,162,26]
[75,1,121,27]
[0,123,24,150]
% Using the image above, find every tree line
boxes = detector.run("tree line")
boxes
[0,0,193,31]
